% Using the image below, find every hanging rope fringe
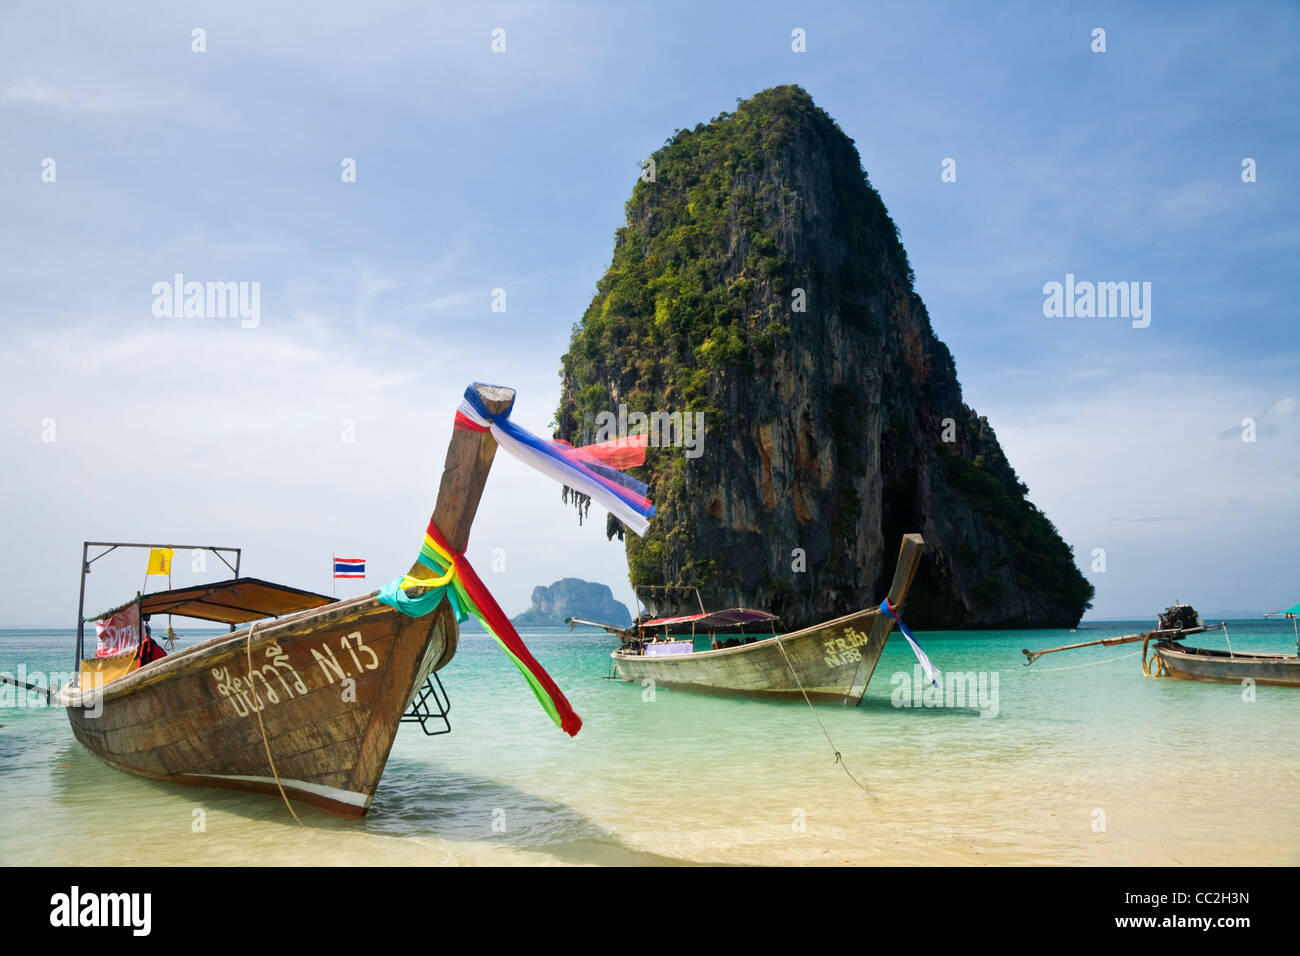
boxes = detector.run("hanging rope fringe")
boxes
[457,385,655,537]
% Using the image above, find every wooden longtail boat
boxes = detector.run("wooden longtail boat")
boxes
[568,588,782,644]
[569,585,783,639]
[1152,642,1300,686]
[604,534,925,702]
[54,383,517,816]
[1023,602,1300,687]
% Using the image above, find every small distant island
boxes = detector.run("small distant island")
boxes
[510,578,632,628]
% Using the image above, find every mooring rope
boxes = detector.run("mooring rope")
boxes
[1141,634,1168,678]
[1026,649,1142,672]
[245,622,306,827]
[772,633,874,798]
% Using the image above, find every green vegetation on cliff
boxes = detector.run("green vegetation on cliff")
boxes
[563,87,906,423]
[558,85,1093,629]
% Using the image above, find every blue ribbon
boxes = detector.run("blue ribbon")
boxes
[881,598,939,688]
[378,577,463,620]
[462,385,654,508]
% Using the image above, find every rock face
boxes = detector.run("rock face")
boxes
[511,578,633,628]
[556,85,1093,630]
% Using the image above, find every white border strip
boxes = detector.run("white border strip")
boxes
[459,397,651,537]
[180,772,370,807]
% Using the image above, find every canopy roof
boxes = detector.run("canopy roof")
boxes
[641,608,779,630]
[92,578,335,625]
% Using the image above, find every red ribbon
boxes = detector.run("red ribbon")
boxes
[426,519,582,737]
[453,410,490,433]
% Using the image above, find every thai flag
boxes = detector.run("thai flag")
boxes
[334,558,366,579]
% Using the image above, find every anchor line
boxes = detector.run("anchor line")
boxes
[1024,649,1142,672]
[772,633,874,799]
[245,622,306,828]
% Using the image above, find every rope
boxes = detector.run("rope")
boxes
[772,633,874,798]
[1141,634,1167,678]
[1223,622,1233,658]
[1025,649,1141,672]
[245,622,306,827]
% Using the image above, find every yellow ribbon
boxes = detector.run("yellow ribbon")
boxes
[398,533,458,591]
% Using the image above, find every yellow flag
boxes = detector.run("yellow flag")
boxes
[146,548,174,576]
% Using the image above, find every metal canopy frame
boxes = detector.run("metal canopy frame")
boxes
[634,584,706,617]
[1263,608,1300,649]
[75,541,242,670]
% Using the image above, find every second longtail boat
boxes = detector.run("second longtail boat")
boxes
[595,534,931,703]
[1023,602,1300,687]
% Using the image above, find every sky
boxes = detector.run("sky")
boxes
[1,1,1296,626]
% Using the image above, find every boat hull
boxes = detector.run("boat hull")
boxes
[611,605,893,702]
[611,533,924,703]
[60,593,456,816]
[1155,642,1300,687]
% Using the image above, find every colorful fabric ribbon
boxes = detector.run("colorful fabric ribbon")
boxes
[881,598,940,688]
[377,384,660,736]
[457,385,656,537]
[552,432,648,471]
[379,519,583,737]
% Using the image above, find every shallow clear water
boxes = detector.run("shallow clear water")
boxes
[2,620,1297,866]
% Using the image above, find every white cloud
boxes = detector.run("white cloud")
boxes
[983,369,1300,618]
[0,80,117,111]
[409,290,480,313]
[0,308,637,625]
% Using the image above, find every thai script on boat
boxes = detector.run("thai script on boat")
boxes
[311,630,380,683]
[151,272,260,329]
[593,405,706,459]
[890,666,999,718]
[822,625,870,667]
[211,641,308,718]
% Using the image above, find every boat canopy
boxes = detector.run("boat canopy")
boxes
[641,608,779,630]
[91,578,335,626]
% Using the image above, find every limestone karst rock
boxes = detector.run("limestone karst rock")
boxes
[557,86,1093,629]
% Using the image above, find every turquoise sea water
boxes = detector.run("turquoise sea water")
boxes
[2,620,1297,866]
